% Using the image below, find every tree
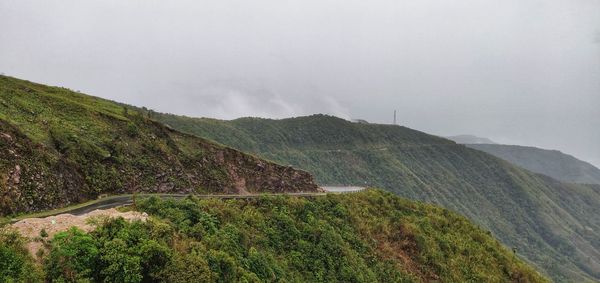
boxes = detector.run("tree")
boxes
[45,227,99,282]
[0,231,40,282]
[100,238,143,283]
[161,252,216,283]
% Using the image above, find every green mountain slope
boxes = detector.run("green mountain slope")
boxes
[154,113,600,282]
[447,134,497,144]
[0,76,319,215]
[465,144,600,185]
[4,190,547,282]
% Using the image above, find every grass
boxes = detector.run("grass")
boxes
[0,75,319,216]
[153,112,600,282]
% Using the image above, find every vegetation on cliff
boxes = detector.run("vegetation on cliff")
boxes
[0,230,42,282]
[2,190,546,282]
[154,113,600,282]
[0,76,318,215]
[466,144,600,185]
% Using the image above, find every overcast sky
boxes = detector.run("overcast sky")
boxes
[1,0,599,166]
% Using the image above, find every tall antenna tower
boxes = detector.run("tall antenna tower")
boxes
[393,110,397,125]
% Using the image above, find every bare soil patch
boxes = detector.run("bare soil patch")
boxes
[8,208,147,258]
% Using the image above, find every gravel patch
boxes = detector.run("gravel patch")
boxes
[8,208,147,258]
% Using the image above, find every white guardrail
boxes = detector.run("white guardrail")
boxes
[321,186,366,193]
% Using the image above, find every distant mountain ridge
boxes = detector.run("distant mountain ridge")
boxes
[448,136,600,185]
[153,113,600,282]
[466,144,600,185]
[447,134,497,144]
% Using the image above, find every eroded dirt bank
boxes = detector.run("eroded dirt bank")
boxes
[8,208,147,257]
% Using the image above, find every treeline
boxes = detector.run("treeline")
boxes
[1,190,545,282]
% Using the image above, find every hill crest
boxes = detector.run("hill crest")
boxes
[153,111,600,282]
[0,75,319,215]
[466,144,600,185]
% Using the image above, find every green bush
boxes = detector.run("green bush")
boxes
[0,231,42,282]
[34,190,546,282]
[161,252,215,282]
[45,227,99,281]
[152,112,600,282]
[99,238,143,283]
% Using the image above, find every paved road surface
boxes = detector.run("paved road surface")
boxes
[322,186,365,193]
[45,187,366,217]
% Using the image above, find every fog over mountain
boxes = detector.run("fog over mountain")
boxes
[0,0,598,166]
[447,135,497,145]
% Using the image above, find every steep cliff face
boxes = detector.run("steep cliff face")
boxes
[0,76,318,215]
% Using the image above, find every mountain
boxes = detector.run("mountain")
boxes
[153,113,600,282]
[0,75,318,215]
[466,144,600,185]
[0,75,546,281]
[3,190,547,282]
[447,134,497,144]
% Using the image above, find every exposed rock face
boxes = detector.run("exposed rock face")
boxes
[0,75,319,216]
[11,165,20,184]
[203,145,319,194]
[0,119,318,216]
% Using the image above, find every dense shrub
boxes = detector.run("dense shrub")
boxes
[39,191,546,282]
[0,230,42,282]
[154,112,600,282]
[149,191,546,282]
[45,227,99,281]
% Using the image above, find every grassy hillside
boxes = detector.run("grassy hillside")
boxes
[3,190,547,282]
[447,134,497,144]
[466,144,600,185]
[154,113,600,282]
[0,76,319,215]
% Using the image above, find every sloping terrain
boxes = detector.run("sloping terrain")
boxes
[0,76,319,215]
[447,134,497,144]
[1,190,547,282]
[466,144,600,185]
[154,113,600,282]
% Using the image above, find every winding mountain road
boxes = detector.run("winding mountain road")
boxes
[32,187,366,218]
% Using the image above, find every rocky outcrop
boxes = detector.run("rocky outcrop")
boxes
[0,118,319,216]
[0,75,319,216]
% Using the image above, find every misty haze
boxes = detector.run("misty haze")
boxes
[1,0,599,167]
[1,0,599,282]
